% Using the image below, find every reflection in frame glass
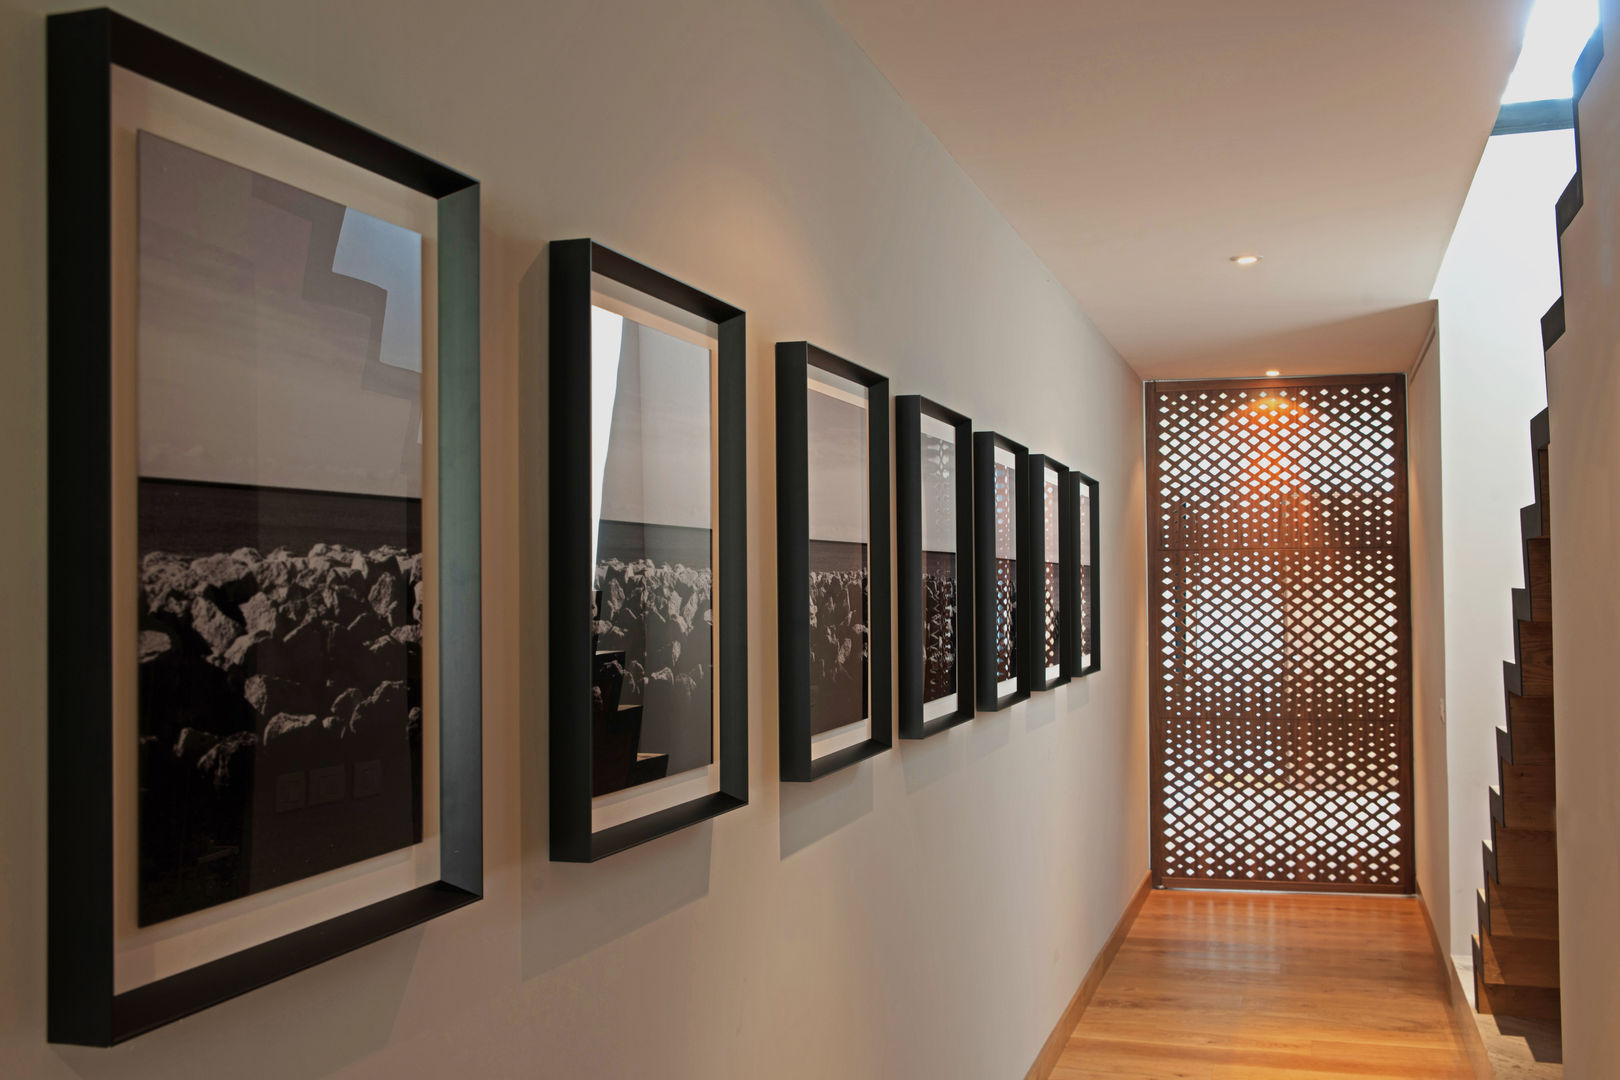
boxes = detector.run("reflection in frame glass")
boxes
[549,239,747,861]
[974,432,1032,711]
[1068,470,1102,677]
[47,9,482,1046]
[895,396,974,738]
[1029,454,1072,691]
[776,343,892,781]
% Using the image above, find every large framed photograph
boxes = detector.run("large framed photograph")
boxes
[1030,455,1072,691]
[47,10,482,1045]
[1069,470,1102,676]
[549,239,747,860]
[895,396,973,738]
[974,432,1032,710]
[776,343,891,781]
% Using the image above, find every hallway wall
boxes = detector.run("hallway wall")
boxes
[0,0,1149,1077]
[1422,125,1574,964]
[1406,325,1449,952]
[1548,4,1620,1070]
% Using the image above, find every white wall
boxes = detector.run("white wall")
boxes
[1426,126,1574,964]
[1406,324,1449,953]
[1548,3,1620,1070]
[0,1,1149,1078]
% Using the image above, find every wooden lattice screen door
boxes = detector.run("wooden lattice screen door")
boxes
[1147,375,1413,893]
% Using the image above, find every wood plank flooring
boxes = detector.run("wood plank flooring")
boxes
[1052,890,1476,1079]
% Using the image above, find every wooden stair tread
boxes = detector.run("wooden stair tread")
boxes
[1497,764,1555,831]
[1506,694,1554,725]
[1502,661,1551,704]
[1477,417,1559,1023]
[1476,931,1560,989]
[1476,977,1561,1022]
[1498,709,1554,766]
[1479,879,1559,941]
[1514,619,1554,697]
[1473,933,1560,1020]
[1484,823,1558,888]
[1525,535,1550,595]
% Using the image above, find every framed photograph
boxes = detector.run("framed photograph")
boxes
[549,239,747,860]
[895,396,974,738]
[47,9,482,1045]
[974,432,1032,710]
[1069,470,1102,676]
[1030,455,1072,691]
[776,343,891,781]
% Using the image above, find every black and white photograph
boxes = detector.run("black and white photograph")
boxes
[993,446,1020,693]
[48,13,484,1041]
[896,395,971,737]
[920,412,960,715]
[1043,459,1069,680]
[806,368,871,746]
[776,342,890,780]
[1074,471,1100,675]
[589,305,715,799]
[135,132,427,926]
[552,239,745,860]
[975,431,1029,711]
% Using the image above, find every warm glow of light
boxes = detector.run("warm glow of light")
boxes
[1265,369,1281,377]
[1230,254,1261,266]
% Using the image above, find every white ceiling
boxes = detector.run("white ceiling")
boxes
[821,0,1535,380]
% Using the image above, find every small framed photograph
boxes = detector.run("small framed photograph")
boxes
[895,396,974,737]
[549,239,747,861]
[974,432,1032,710]
[776,343,891,780]
[1070,470,1102,676]
[1030,455,1072,691]
[48,9,483,1044]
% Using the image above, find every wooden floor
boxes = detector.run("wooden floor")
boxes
[1053,890,1476,1079]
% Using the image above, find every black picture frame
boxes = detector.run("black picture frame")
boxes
[776,343,892,781]
[1030,454,1072,691]
[974,432,1033,711]
[1069,470,1102,677]
[47,8,483,1046]
[549,238,748,860]
[895,396,974,738]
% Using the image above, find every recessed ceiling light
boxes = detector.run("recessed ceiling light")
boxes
[1230,254,1262,266]
[1265,369,1281,377]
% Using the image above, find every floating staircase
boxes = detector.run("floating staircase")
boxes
[1470,411,1561,1024]
[1468,24,1609,1033]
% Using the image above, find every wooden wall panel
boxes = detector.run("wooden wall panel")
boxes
[1147,375,1413,892]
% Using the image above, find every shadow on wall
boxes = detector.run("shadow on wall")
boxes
[52,931,423,1080]
[1064,677,1092,717]
[1023,689,1059,731]
[900,727,956,795]
[779,761,874,859]
[516,253,716,981]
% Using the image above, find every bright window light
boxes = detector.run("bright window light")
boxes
[1501,0,1600,103]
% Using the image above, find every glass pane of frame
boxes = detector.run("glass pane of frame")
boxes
[992,442,1020,699]
[919,411,961,722]
[548,238,746,862]
[587,279,721,831]
[1077,475,1098,674]
[1041,460,1064,684]
[46,12,483,1043]
[111,63,448,995]
[806,365,872,759]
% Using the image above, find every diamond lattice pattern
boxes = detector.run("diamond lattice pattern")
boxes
[1150,380,1409,890]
